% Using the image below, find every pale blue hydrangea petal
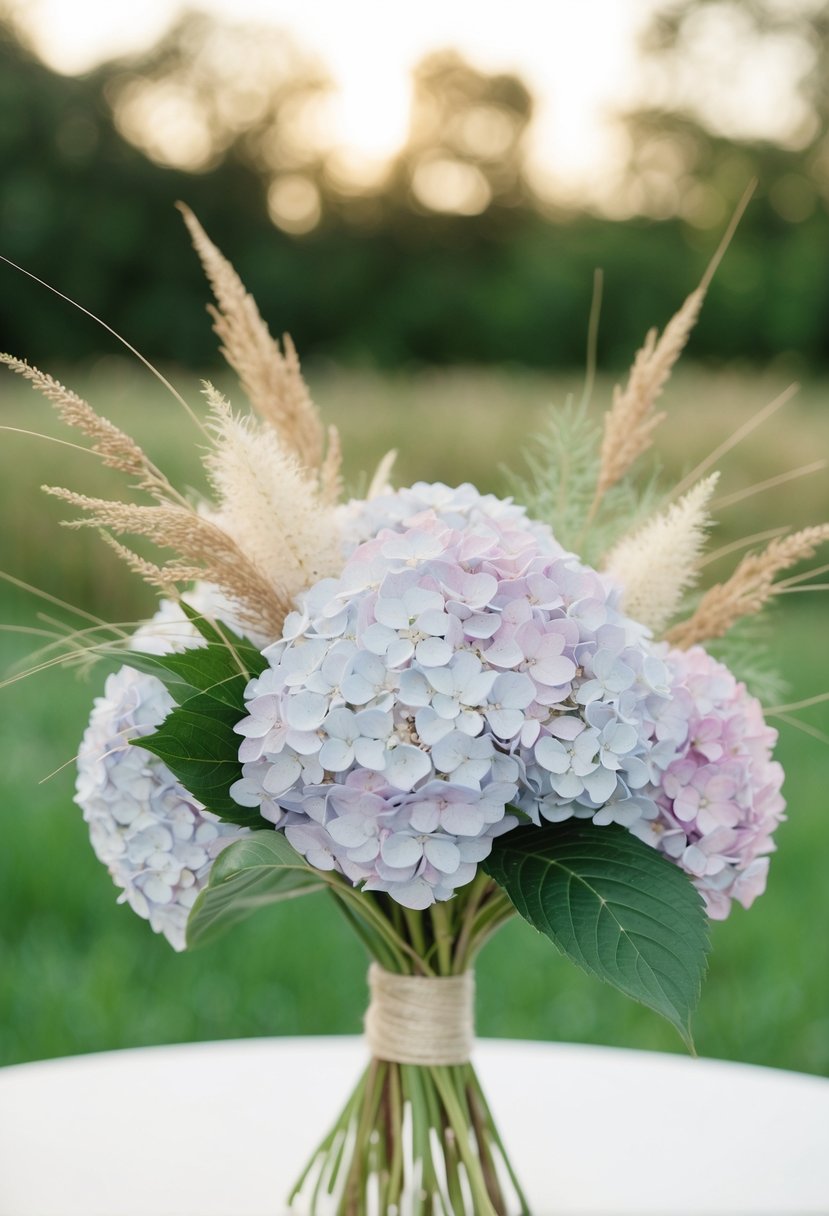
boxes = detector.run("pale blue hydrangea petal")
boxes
[384,745,432,792]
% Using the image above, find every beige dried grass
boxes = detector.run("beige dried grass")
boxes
[178,203,341,488]
[319,424,343,505]
[666,524,829,649]
[589,182,755,520]
[604,474,718,634]
[368,450,398,499]
[0,354,183,502]
[43,486,292,637]
[202,384,342,602]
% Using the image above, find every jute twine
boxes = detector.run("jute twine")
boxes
[364,963,475,1066]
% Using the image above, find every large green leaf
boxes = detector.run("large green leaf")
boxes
[134,688,258,825]
[483,821,710,1047]
[186,831,326,948]
[123,644,251,708]
[176,604,269,675]
[128,614,270,827]
[125,610,268,709]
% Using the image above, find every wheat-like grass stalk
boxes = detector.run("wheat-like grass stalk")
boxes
[666,524,829,649]
[712,460,826,511]
[368,450,398,499]
[178,203,340,489]
[591,289,701,508]
[202,384,342,601]
[698,526,790,569]
[588,182,755,521]
[603,474,718,634]
[0,355,187,503]
[43,486,292,638]
[319,424,343,505]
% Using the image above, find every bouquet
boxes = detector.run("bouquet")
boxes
[4,203,825,1216]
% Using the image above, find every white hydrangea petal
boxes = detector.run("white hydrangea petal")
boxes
[384,745,432,792]
[319,738,355,772]
[387,638,416,668]
[415,637,453,667]
[262,752,303,794]
[423,837,461,873]
[285,691,329,731]
[374,598,410,629]
[380,833,424,868]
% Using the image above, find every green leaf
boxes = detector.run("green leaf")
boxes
[483,821,710,1047]
[126,614,270,827]
[123,609,268,709]
[178,602,268,674]
[134,687,258,826]
[186,831,326,948]
[121,645,250,708]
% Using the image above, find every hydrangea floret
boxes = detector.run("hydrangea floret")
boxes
[634,646,786,919]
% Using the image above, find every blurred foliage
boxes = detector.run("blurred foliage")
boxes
[0,6,827,371]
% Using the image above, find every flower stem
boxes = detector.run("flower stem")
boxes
[289,893,528,1214]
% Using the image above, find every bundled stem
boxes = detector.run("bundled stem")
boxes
[290,881,528,1215]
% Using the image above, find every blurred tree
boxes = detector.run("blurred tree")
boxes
[0,6,825,371]
[610,0,829,361]
[387,50,534,217]
[0,10,330,364]
[104,10,333,236]
[617,0,829,223]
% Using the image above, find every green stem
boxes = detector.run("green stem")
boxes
[288,1065,368,1203]
[402,905,430,963]
[340,1058,386,1216]
[457,891,515,970]
[331,883,434,974]
[468,1067,533,1215]
[431,1065,500,1216]
[289,893,528,1215]
[465,1064,506,1211]
[430,901,454,975]
[386,1063,404,1206]
[452,872,496,971]
[328,889,400,973]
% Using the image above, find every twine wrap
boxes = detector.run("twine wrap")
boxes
[364,963,475,1065]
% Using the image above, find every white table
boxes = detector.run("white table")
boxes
[1,1037,827,1216]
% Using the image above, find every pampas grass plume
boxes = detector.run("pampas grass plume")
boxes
[203,385,342,601]
[604,474,719,634]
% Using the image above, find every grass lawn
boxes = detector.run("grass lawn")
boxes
[0,361,827,1073]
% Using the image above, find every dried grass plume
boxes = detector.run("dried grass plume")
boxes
[666,524,829,649]
[589,182,755,521]
[178,203,341,491]
[202,384,342,602]
[1,355,179,502]
[42,486,292,638]
[604,474,719,634]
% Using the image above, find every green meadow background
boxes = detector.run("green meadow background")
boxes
[1,361,827,1074]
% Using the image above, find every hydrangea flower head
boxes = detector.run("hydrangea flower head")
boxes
[75,603,246,949]
[632,646,786,919]
[339,480,565,558]
[233,509,671,908]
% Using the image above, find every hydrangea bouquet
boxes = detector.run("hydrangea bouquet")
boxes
[5,205,825,1216]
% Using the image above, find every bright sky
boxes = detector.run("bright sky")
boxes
[15,0,655,196]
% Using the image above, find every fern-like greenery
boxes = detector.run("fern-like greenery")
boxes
[505,396,663,567]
